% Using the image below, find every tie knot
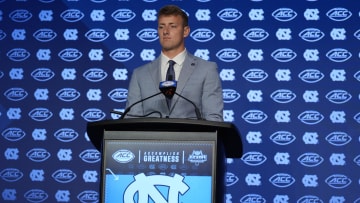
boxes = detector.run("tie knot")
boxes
[168,60,175,67]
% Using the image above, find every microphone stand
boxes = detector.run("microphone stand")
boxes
[120,92,162,119]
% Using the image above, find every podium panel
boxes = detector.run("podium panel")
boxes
[102,131,218,203]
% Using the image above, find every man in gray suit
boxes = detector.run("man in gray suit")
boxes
[125,5,223,121]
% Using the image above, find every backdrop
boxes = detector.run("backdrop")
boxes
[1,0,359,202]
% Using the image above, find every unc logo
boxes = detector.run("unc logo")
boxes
[124,173,189,203]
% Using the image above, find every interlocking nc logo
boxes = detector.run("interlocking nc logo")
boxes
[124,173,189,203]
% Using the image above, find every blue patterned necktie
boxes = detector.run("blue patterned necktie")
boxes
[166,60,175,107]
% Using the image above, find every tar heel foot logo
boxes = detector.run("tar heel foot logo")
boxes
[269,173,295,188]
[52,169,77,183]
[111,9,136,22]
[216,48,241,62]
[217,8,242,22]
[112,149,135,163]
[190,28,215,42]
[110,48,134,62]
[271,48,296,62]
[136,28,158,42]
[83,68,108,82]
[298,110,324,125]
[325,89,352,104]
[60,9,84,22]
[124,173,189,203]
[299,28,325,42]
[325,174,351,189]
[326,8,352,21]
[24,189,48,203]
[4,87,28,101]
[297,152,323,167]
[241,151,267,166]
[85,28,109,42]
[326,48,351,62]
[81,108,105,122]
[242,110,267,124]
[7,48,30,61]
[0,168,23,182]
[270,131,296,145]
[58,48,82,62]
[223,89,240,103]
[33,28,57,42]
[243,28,269,42]
[242,68,268,83]
[26,148,51,162]
[108,88,128,102]
[298,69,324,83]
[9,9,32,22]
[272,8,297,22]
[240,194,266,203]
[188,150,207,165]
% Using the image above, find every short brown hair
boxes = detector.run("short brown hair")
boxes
[158,5,188,27]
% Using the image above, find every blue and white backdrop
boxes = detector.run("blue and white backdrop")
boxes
[1,0,360,202]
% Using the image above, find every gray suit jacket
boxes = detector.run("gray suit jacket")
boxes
[125,52,223,121]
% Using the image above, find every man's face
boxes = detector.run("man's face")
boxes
[158,15,190,53]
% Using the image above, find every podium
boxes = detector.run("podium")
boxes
[87,118,242,203]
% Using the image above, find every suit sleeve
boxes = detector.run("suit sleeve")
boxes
[125,69,144,117]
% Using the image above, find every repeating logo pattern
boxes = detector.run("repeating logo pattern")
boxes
[0,0,359,203]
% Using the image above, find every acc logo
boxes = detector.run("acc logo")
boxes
[223,89,240,103]
[136,28,158,42]
[242,69,268,83]
[326,90,351,104]
[9,9,32,22]
[326,132,351,146]
[299,28,325,42]
[58,48,82,62]
[271,48,296,62]
[226,172,239,186]
[79,149,101,163]
[60,9,84,22]
[269,173,295,188]
[326,48,351,62]
[4,87,28,101]
[83,68,108,82]
[354,29,360,40]
[33,28,57,42]
[108,88,127,102]
[240,194,266,203]
[298,110,324,125]
[31,68,55,82]
[325,174,351,189]
[0,168,23,182]
[216,48,241,62]
[241,151,267,166]
[77,190,99,203]
[242,110,267,124]
[217,8,242,22]
[112,9,136,22]
[190,28,215,42]
[326,8,352,21]
[297,152,324,167]
[85,28,109,42]
[0,30,6,40]
[110,48,134,62]
[112,149,135,163]
[26,148,51,162]
[270,89,296,103]
[54,128,79,142]
[2,128,26,141]
[29,107,53,121]
[354,155,360,166]
[243,28,269,42]
[298,69,324,83]
[56,88,80,102]
[7,48,30,61]
[270,131,296,145]
[272,8,297,22]
[24,189,48,203]
[81,108,106,122]
[52,169,77,183]
[297,195,322,203]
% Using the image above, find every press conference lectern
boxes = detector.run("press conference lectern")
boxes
[87,118,242,203]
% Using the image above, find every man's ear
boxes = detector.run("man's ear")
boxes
[183,26,190,37]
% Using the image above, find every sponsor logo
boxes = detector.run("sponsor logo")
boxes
[271,48,297,62]
[60,9,84,22]
[299,28,324,42]
[297,195,323,203]
[269,173,295,187]
[54,128,79,142]
[298,110,324,125]
[223,89,240,103]
[0,168,23,182]
[326,132,351,146]
[242,110,267,124]
[270,131,296,145]
[108,88,128,102]
[136,28,158,42]
[9,9,32,22]
[29,107,53,121]
[113,149,135,163]
[243,28,269,42]
[81,108,106,122]
[26,148,51,162]
[242,69,268,83]
[270,89,296,103]
[241,151,267,166]
[4,87,28,101]
[85,28,109,42]
[325,90,351,104]
[188,150,207,165]
[297,152,324,167]
[326,48,352,62]
[190,28,215,42]
[33,28,57,42]
[112,9,136,22]
[58,48,82,62]
[2,127,26,141]
[272,8,297,22]
[110,48,134,62]
[240,194,266,203]
[217,8,242,22]
[83,68,108,82]
[77,190,99,203]
[298,69,324,83]
[326,8,352,21]
[31,68,55,82]
[216,48,241,62]
[24,189,48,203]
[52,169,77,183]
[7,48,30,61]
[56,88,81,102]
[79,149,101,163]
[325,174,351,189]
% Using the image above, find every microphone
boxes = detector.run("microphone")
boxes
[119,92,162,119]
[159,81,203,120]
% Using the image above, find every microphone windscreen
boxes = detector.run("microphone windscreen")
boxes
[159,80,177,98]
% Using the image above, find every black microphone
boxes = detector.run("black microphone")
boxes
[118,92,162,119]
[159,81,203,120]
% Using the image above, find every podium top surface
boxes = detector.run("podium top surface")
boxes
[87,118,242,158]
